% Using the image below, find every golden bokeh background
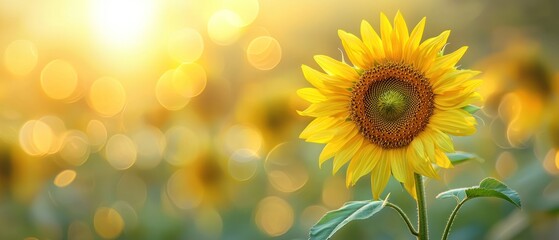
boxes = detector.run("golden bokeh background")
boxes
[1,0,558,239]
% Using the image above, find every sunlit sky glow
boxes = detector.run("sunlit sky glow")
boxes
[90,0,155,49]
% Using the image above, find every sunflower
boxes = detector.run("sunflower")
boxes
[297,12,481,199]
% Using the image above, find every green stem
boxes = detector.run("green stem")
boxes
[386,202,418,236]
[441,199,466,240]
[415,173,428,240]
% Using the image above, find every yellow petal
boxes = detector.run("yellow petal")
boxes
[314,55,359,81]
[394,11,409,44]
[403,151,416,188]
[436,78,483,97]
[297,99,349,118]
[409,137,426,159]
[346,144,379,187]
[404,162,417,199]
[416,30,450,72]
[302,64,352,90]
[410,155,439,179]
[380,12,393,59]
[391,149,409,183]
[297,88,326,103]
[428,46,468,75]
[435,148,453,168]
[434,91,471,108]
[404,17,425,63]
[419,132,436,164]
[305,131,335,143]
[427,127,455,153]
[435,89,474,107]
[318,123,357,165]
[462,79,484,92]
[299,117,340,139]
[403,178,417,199]
[431,69,480,93]
[371,152,391,199]
[406,139,439,179]
[301,65,325,88]
[391,11,408,60]
[435,91,482,110]
[390,26,402,60]
[429,109,477,136]
[346,146,366,187]
[333,134,364,174]
[360,20,384,60]
[338,30,373,69]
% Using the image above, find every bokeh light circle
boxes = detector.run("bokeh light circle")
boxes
[40,59,78,100]
[255,196,294,237]
[264,142,309,193]
[93,207,124,239]
[39,115,66,155]
[4,39,38,76]
[246,36,282,70]
[495,151,517,178]
[164,126,201,166]
[105,134,137,170]
[222,124,263,154]
[301,205,328,229]
[59,130,91,166]
[88,77,127,117]
[156,70,190,111]
[322,176,351,208]
[224,0,259,27]
[228,149,259,181]
[207,9,243,45]
[172,63,207,98]
[132,126,166,169]
[543,149,559,175]
[19,120,54,156]
[86,120,107,152]
[112,201,139,231]
[167,28,204,63]
[166,169,204,209]
[54,169,77,188]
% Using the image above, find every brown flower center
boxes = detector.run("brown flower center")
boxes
[350,62,434,149]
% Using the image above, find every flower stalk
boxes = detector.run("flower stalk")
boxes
[441,199,466,240]
[415,173,429,240]
[386,202,418,236]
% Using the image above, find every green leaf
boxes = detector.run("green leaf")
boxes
[446,151,482,165]
[436,178,521,208]
[466,177,522,207]
[436,187,469,202]
[462,105,481,114]
[309,200,387,240]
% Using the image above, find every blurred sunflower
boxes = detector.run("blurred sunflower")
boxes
[235,77,301,150]
[298,12,481,199]
[477,37,554,147]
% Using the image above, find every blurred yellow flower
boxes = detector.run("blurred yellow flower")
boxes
[477,37,554,148]
[298,12,481,199]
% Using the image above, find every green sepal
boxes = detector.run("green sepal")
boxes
[436,177,521,208]
[309,197,388,240]
[446,151,483,165]
[462,105,481,114]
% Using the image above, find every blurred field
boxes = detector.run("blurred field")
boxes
[0,0,558,239]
